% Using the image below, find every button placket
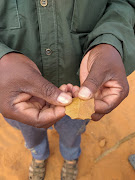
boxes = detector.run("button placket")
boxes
[36,0,59,86]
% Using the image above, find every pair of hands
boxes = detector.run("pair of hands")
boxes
[0,44,129,128]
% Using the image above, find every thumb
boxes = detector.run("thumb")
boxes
[22,73,72,106]
[78,61,106,100]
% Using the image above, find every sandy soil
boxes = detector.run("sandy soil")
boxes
[0,72,135,180]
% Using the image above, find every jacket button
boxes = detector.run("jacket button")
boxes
[46,49,52,55]
[40,0,48,7]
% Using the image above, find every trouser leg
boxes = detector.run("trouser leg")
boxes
[4,117,49,160]
[54,115,89,161]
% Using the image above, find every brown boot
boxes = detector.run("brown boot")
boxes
[29,158,47,180]
[61,159,78,180]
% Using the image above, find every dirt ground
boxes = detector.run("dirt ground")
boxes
[0,72,135,180]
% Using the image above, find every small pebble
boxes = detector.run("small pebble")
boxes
[99,138,106,147]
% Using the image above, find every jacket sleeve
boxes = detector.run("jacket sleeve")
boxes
[84,0,135,76]
[0,42,16,59]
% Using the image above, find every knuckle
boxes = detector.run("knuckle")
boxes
[42,82,56,98]
[87,77,99,89]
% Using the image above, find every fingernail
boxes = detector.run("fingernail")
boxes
[78,87,91,99]
[57,93,72,104]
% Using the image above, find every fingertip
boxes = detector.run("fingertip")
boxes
[67,83,74,93]
[78,86,92,100]
[57,92,72,105]
[67,83,73,89]
[72,86,80,93]
[59,84,67,92]
[70,86,79,98]
[55,106,66,117]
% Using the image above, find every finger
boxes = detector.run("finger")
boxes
[59,84,74,93]
[67,84,79,97]
[42,112,64,129]
[29,97,46,108]
[12,93,46,109]
[5,102,65,128]
[72,86,80,97]
[20,74,72,106]
[59,83,78,97]
[78,61,106,100]
[94,94,125,114]
[59,84,73,97]
[59,84,68,92]
[94,81,129,114]
[43,122,55,129]
[36,106,65,128]
[65,84,80,97]
[67,83,73,92]
[91,113,105,121]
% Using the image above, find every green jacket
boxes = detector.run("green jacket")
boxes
[0,0,135,87]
